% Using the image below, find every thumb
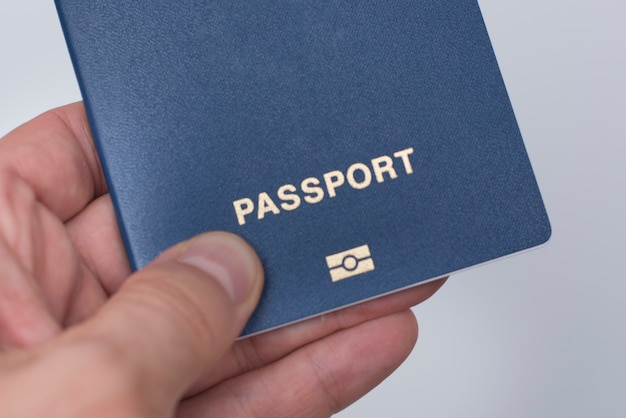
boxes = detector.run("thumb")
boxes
[62,231,264,414]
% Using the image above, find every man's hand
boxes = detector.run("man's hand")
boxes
[0,103,444,417]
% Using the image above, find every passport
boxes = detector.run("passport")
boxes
[54,0,551,336]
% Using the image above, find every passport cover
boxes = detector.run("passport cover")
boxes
[54,0,551,336]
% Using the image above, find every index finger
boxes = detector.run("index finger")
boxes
[0,102,106,221]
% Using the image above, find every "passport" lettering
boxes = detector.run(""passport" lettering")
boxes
[233,147,414,226]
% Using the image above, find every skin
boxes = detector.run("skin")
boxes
[0,102,445,418]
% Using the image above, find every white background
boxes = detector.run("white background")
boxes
[1,1,624,417]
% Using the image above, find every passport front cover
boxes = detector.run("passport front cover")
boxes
[54,0,551,335]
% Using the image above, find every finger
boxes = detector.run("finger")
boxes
[58,232,263,413]
[62,194,131,327]
[65,194,131,295]
[0,170,107,339]
[0,238,60,350]
[0,102,106,221]
[178,310,419,418]
[194,278,445,391]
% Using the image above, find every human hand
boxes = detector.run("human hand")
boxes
[0,103,445,417]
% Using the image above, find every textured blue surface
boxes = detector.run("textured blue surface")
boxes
[55,0,550,335]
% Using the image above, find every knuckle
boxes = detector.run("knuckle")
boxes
[129,264,233,350]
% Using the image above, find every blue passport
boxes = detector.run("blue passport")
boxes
[54,0,551,335]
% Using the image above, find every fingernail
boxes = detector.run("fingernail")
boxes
[178,233,259,304]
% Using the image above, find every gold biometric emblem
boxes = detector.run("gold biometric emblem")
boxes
[325,245,375,282]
